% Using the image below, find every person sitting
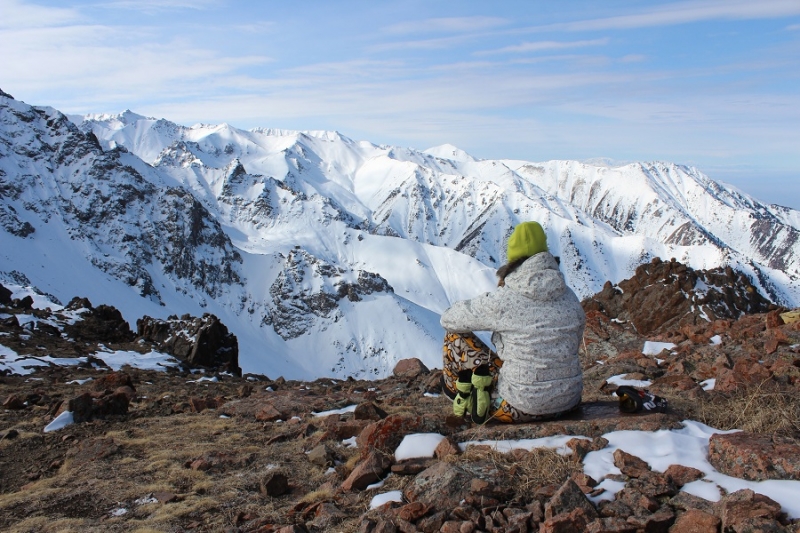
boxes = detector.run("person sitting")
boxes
[440,221,586,424]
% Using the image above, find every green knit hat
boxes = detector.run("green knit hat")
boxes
[507,221,548,263]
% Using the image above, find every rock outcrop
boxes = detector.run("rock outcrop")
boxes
[137,313,241,375]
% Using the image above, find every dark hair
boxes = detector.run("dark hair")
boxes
[496,257,527,287]
[496,255,560,287]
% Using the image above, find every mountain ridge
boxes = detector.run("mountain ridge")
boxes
[1,89,798,379]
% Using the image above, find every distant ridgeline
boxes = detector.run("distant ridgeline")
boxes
[1,88,798,378]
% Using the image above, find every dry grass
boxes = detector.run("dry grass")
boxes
[448,444,581,501]
[695,382,800,440]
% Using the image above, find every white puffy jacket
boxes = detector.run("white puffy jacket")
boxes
[440,252,585,416]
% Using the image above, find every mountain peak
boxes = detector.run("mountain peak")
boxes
[423,143,477,162]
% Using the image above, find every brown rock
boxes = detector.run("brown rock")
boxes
[357,414,423,460]
[434,436,460,459]
[153,491,179,503]
[403,462,473,510]
[669,509,720,533]
[709,431,800,481]
[67,392,94,423]
[668,492,717,515]
[353,401,387,421]
[586,517,637,533]
[541,507,594,533]
[260,472,289,497]
[391,458,434,476]
[628,471,678,498]
[307,444,334,468]
[617,487,659,513]
[626,506,675,533]
[613,449,651,478]
[255,403,283,422]
[3,394,25,410]
[732,358,773,385]
[341,451,390,491]
[416,510,447,532]
[545,479,599,521]
[391,501,430,522]
[719,489,784,532]
[392,358,429,379]
[664,464,705,487]
[650,374,701,393]
[91,372,134,392]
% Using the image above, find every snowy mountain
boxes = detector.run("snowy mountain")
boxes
[2,89,798,379]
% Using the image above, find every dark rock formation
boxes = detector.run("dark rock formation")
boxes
[137,313,241,375]
[583,257,774,335]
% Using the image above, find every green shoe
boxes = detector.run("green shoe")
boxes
[470,373,493,424]
[453,379,472,417]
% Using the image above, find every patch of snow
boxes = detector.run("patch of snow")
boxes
[312,404,357,417]
[700,378,716,391]
[642,341,676,355]
[369,490,403,509]
[395,433,446,461]
[44,411,74,432]
[606,374,652,388]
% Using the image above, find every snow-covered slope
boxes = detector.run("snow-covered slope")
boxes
[2,89,799,379]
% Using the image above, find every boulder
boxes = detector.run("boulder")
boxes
[709,432,800,481]
[392,358,429,379]
[137,313,240,375]
[63,302,134,343]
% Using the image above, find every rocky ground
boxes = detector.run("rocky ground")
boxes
[1,257,800,532]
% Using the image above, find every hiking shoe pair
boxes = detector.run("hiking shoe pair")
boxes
[452,368,492,424]
[615,386,668,413]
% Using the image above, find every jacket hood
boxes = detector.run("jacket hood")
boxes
[503,252,567,301]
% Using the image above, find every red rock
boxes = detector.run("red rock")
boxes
[540,507,594,533]
[669,509,720,533]
[709,432,800,481]
[392,358,429,378]
[766,310,784,329]
[719,489,783,531]
[255,403,283,422]
[390,501,430,522]
[586,517,637,533]
[627,471,677,498]
[341,451,390,491]
[625,506,675,532]
[650,374,701,393]
[357,414,423,460]
[613,449,651,478]
[434,436,460,458]
[545,479,598,521]
[664,464,705,487]
[617,487,659,513]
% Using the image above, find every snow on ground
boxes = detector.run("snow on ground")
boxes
[606,374,653,388]
[642,341,676,356]
[369,420,800,519]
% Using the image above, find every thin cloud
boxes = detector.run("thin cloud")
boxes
[384,16,508,35]
[476,38,609,56]
[529,0,800,32]
[92,0,218,11]
[0,0,82,29]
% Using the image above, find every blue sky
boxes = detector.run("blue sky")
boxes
[2,0,799,208]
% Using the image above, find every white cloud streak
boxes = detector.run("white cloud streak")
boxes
[384,16,509,35]
[476,38,609,56]
[532,0,800,32]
